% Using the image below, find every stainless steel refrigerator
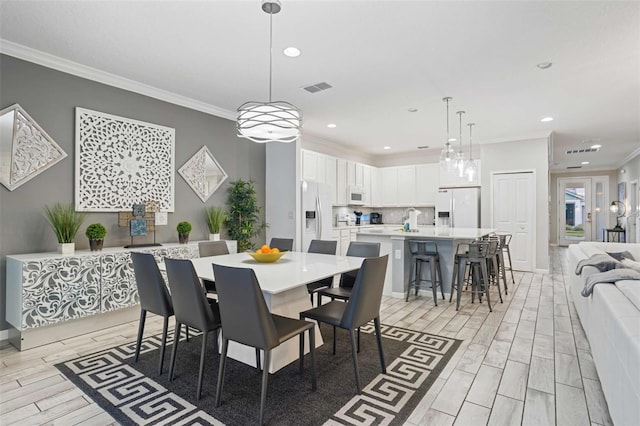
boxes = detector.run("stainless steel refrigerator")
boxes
[301,180,333,251]
[436,187,481,228]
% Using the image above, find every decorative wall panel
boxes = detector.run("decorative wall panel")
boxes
[178,146,228,202]
[75,108,175,212]
[0,104,67,191]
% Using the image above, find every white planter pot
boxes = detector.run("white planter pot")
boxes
[209,233,221,241]
[58,243,75,255]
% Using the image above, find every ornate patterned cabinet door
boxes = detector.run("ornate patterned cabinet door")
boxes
[21,255,101,329]
[101,252,138,312]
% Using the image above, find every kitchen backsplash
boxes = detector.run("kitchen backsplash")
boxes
[332,206,435,226]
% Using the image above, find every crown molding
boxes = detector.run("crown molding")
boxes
[619,145,640,168]
[0,39,236,121]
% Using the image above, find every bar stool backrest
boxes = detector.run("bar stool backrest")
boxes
[409,240,438,256]
[467,240,489,259]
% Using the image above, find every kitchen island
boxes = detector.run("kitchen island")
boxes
[356,227,497,298]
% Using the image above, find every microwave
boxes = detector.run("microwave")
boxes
[348,186,366,205]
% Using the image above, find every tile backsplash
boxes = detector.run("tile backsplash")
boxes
[332,206,435,226]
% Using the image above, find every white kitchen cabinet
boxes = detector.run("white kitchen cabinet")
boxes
[415,163,439,205]
[336,159,348,205]
[363,165,372,205]
[397,166,416,205]
[381,167,398,206]
[325,156,337,205]
[302,150,318,182]
[370,167,381,206]
[339,228,351,255]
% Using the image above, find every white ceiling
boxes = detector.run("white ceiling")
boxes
[1,0,638,171]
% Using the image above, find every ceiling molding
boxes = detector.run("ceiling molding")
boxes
[0,39,236,121]
[619,145,640,168]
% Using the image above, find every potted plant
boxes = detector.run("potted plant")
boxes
[85,223,107,251]
[44,203,86,254]
[205,206,227,241]
[177,221,192,244]
[226,179,267,252]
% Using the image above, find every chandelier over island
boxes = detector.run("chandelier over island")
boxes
[439,97,455,171]
[236,0,302,143]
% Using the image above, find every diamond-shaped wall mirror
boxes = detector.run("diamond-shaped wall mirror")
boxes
[178,145,228,202]
[0,104,67,191]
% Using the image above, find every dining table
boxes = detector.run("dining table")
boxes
[161,251,366,372]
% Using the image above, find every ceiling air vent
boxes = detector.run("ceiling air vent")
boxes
[567,166,582,169]
[417,145,430,149]
[565,147,600,155]
[302,82,332,93]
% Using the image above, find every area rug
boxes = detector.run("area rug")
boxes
[56,323,461,425]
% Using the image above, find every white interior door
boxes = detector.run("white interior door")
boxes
[492,172,534,272]
[557,177,608,245]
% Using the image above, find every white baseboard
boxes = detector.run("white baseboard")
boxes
[390,290,452,300]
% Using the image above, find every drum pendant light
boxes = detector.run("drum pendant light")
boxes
[237,0,302,143]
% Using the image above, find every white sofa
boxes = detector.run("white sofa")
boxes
[567,242,640,426]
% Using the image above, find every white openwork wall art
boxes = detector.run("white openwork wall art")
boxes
[75,108,175,212]
[178,145,228,202]
[0,104,68,191]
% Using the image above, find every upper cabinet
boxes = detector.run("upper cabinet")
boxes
[301,149,441,207]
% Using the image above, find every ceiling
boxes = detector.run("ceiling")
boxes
[1,1,638,172]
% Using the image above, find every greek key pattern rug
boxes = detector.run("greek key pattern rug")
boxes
[56,324,461,425]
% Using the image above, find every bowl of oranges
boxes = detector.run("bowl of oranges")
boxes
[247,245,286,263]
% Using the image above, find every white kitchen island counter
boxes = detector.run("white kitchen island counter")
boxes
[356,227,496,299]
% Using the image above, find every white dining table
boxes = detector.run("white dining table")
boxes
[161,251,365,372]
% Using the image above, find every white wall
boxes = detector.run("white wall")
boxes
[479,137,550,272]
[265,141,299,248]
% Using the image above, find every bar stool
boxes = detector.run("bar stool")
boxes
[406,240,444,305]
[497,233,515,286]
[450,240,492,311]
[484,236,504,304]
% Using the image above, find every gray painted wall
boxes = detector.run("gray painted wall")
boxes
[0,54,266,332]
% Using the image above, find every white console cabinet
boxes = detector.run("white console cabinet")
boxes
[6,241,236,350]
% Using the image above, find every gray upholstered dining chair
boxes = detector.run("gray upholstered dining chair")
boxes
[306,239,338,305]
[300,255,388,395]
[213,263,316,425]
[131,252,181,375]
[165,258,222,400]
[269,237,294,251]
[316,241,380,306]
[198,241,229,293]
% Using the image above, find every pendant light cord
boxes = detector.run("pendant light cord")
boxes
[269,11,273,102]
[468,123,474,159]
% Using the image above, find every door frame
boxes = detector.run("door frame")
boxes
[556,175,609,244]
[557,177,592,245]
[490,169,536,272]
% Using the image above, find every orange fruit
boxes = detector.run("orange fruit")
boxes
[261,244,271,253]
[256,249,261,253]
[270,247,280,253]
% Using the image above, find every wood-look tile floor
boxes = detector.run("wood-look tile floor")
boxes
[0,247,612,425]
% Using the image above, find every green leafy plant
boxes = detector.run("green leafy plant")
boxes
[44,203,86,244]
[85,223,107,240]
[205,206,227,234]
[225,179,267,252]
[176,221,192,235]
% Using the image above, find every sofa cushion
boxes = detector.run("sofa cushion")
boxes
[617,281,640,311]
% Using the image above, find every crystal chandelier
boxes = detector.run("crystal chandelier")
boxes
[439,97,455,170]
[237,0,302,143]
[455,110,465,177]
[465,123,478,182]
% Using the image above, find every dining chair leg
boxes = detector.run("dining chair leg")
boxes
[259,350,271,426]
[357,327,361,353]
[134,310,146,363]
[298,329,305,373]
[168,323,181,381]
[332,325,336,355]
[374,317,386,373]
[309,328,317,391]
[255,348,261,372]
[196,331,208,400]
[185,325,190,342]
[158,316,169,375]
[430,260,438,306]
[456,260,465,310]
[215,338,229,408]
[348,329,361,395]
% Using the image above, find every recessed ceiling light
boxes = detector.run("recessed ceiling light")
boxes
[383,146,391,150]
[540,117,554,122]
[408,108,418,113]
[448,138,457,142]
[581,161,590,165]
[283,47,301,57]
[591,144,602,149]
[537,62,552,69]
[327,123,337,128]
